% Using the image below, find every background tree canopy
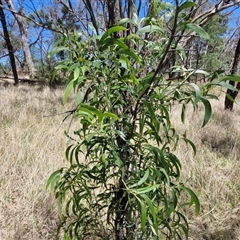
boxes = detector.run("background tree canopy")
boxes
[0,0,239,85]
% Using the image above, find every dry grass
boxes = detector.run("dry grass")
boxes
[0,84,75,240]
[1,84,240,239]
[171,93,240,240]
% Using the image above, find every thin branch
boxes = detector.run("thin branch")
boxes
[132,0,180,123]
[192,0,240,26]
[29,27,44,48]
[29,0,43,23]
[43,109,77,118]
[0,3,64,35]
[58,0,89,33]
[140,0,180,98]
[82,0,99,35]
[137,0,142,16]
[226,26,240,45]
[182,0,240,47]
[0,52,10,59]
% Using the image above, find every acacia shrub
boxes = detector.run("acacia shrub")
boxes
[47,2,239,240]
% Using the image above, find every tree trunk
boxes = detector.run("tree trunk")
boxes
[0,1,18,85]
[105,2,130,239]
[5,0,36,77]
[224,37,240,110]
[107,0,121,29]
[82,0,99,34]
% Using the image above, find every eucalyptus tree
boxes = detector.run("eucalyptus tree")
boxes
[4,0,36,77]
[224,36,240,110]
[0,0,18,84]
[0,0,239,83]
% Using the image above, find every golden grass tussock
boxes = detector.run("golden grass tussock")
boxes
[171,94,240,240]
[1,84,240,239]
[0,85,76,240]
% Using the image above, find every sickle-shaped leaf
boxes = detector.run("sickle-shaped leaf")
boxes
[181,102,186,123]
[119,18,137,26]
[179,1,197,12]
[141,194,158,234]
[136,196,147,230]
[184,23,210,40]
[50,46,69,57]
[136,25,164,35]
[64,80,74,103]
[77,104,102,120]
[133,184,160,194]
[101,38,128,50]
[144,101,159,132]
[182,137,197,155]
[99,26,127,44]
[194,69,210,76]
[216,81,237,91]
[102,112,119,120]
[200,96,212,127]
[189,82,201,106]
[46,169,62,192]
[220,74,240,82]
[117,48,141,63]
[129,169,150,188]
[181,186,200,216]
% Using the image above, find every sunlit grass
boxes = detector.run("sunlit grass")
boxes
[171,94,240,240]
[1,84,240,239]
[0,85,75,240]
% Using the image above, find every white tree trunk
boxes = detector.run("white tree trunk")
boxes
[5,0,36,78]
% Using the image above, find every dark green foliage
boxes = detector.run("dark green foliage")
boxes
[47,2,239,239]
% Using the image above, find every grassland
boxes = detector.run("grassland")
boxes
[0,84,240,240]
